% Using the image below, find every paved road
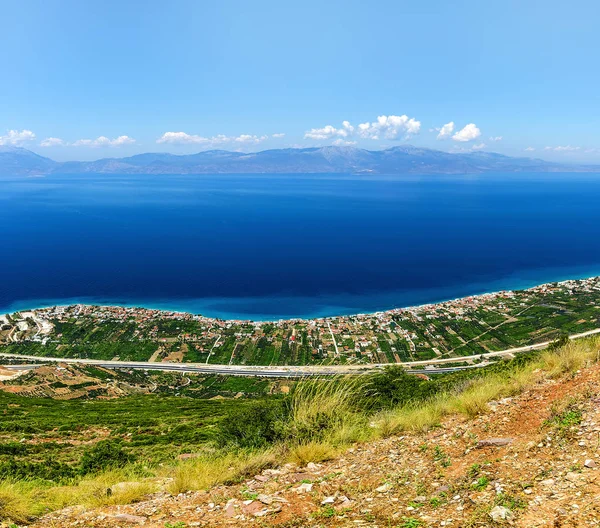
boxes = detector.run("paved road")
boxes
[1,327,598,378]
[0,355,480,377]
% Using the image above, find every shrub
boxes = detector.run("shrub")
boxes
[0,459,77,483]
[218,399,287,448]
[79,440,134,475]
[365,366,436,409]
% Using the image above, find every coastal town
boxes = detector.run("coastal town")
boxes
[2,277,600,367]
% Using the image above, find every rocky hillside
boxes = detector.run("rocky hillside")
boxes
[34,359,600,527]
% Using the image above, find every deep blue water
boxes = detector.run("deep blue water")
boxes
[2,172,600,320]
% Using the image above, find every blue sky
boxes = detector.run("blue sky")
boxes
[1,0,599,162]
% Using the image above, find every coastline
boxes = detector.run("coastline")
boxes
[3,268,600,323]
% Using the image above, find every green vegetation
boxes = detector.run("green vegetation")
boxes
[0,336,598,523]
[3,278,599,366]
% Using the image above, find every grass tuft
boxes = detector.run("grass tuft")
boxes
[166,449,278,495]
[286,441,339,466]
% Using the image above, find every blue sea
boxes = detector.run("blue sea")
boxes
[2,172,600,320]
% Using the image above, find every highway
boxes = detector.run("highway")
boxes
[1,327,598,378]
[0,354,480,377]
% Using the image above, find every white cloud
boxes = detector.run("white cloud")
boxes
[156,132,209,145]
[157,131,269,146]
[452,123,481,142]
[304,114,420,142]
[357,115,421,140]
[524,147,535,152]
[234,134,268,144]
[304,121,354,140]
[489,136,503,141]
[40,137,66,147]
[332,139,358,146]
[471,143,486,150]
[72,135,136,147]
[544,145,581,152]
[0,129,36,146]
[436,122,454,140]
[272,133,285,138]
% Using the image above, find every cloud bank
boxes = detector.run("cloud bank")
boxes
[304,115,421,142]
[157,132,270,146]
[0,129,36,146]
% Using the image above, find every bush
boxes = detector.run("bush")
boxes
[0,459,77,483]
[79,440,134,475]
[218,399,287,448]
[365,366,437,409]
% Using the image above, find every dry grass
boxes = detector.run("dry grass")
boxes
[373,337,600,437]
[287,376,371,447]
[0,481,40,524]
[540,336,600,377]
[52,472,158,509]
[166,449,278,495]
[286,441,339,466]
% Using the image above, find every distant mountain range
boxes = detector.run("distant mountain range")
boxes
[1,145,598,176]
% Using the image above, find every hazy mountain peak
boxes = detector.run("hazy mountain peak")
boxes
[0,145,596,176]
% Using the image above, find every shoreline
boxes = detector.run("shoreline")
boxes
[3,273,600,324]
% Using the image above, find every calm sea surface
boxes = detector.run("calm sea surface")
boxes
[2,172,600,320]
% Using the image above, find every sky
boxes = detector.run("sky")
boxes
[1,0,599,162]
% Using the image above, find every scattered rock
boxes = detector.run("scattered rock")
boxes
[224,499,237,518]
[321,496,335,505]
[241,501,264,515]
[584,459,597,468]
[295,482,313,493]
[489,505,513,522]
[112,514,147,524]
[257,494,273,505]
[375,482,393,493]
[476,437,514,448]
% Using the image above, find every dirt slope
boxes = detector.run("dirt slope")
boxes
[34,365,600,527]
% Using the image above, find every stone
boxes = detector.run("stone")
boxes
[489,505,513,522]
[322,496,335,505]
[224,500,237,518]
[241,501,264,515]
[584,459,597,468]
[413,496,427,503]
[289,472,313,483]
[375,482,393,493]
[295,482,313,493]
[257,494,273,505]
[476,438,514,448]
[112,514,147,524]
